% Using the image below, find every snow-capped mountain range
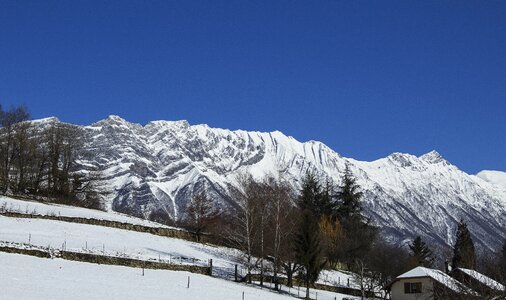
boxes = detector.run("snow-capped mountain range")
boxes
[40,116,506,251]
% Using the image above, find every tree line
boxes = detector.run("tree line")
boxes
[183,167,380,298]
[182,167,506,299]
[0,104,102,209]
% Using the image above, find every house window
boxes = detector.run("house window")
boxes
[404,282,422,294]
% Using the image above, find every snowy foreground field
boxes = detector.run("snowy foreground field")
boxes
[0,215,240,274]
[0,252,295,300]
[0,215,356,287]
[0,196,173,228]
[0,252,357,300]
[0,196,362,299]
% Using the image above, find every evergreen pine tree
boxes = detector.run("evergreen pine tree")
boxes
[295,172,325,299]
[335,165,363,221]
[408,236,433,267]
[298,173,320,213]
[451,219,476,270]
[298,172,333,219]
[333,166,377,265]
[295,210,324,299]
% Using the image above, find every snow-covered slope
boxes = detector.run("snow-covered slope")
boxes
[0,215,240,273]
[0,210,361,299]
[0,196,174,229]
[0,252,294,300]
[0,251,360,300]
[34,116,506,251]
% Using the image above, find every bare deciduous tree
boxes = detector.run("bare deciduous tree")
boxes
[265,178,296,290]
[0,105,30,192]
[224,174,260,283]
[0,107,104,210]
[184,191,220,242]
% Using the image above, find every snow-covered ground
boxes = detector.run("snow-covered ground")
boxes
[0,214,363,288]
[0,196,172,229]
[0,252,364,300]
[0,215,239,274]
[0,252,297,300]
[0,196,365,299]
[0,195,360,276]
[0,252,360,300]
[319,269,357,288]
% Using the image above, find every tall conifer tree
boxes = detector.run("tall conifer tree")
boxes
[408,236,433,267]
[335,165,363,221]
[295,210,323,299]
[334,166,377,264]
[451,219,476,270]
[295,172,325,299]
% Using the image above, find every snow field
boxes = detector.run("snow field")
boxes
[0,252,296,300]
[0,251,360,300]
[0,215,364,299]
[0,216,239,273]
[0,196,365,299]
[0,196,173,229]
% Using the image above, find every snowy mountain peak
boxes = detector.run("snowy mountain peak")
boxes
[91,115,136,128]
[146,119,190,129]
[419,150,446,164]
[105,115,128,123]
[26,116,506,251]
[30,116,60,124]
[387,152,419,167]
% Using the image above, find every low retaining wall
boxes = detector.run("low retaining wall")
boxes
[247,273,376,298]
[0,245,211,276]
[0,211,220,244]
[0,245,51,258]
[60,251,210,275]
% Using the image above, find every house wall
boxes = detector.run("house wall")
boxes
[391,277,434,300]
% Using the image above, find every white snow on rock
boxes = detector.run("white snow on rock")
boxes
[27,117,506,251]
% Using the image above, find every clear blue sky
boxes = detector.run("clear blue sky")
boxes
[1,1,505,173]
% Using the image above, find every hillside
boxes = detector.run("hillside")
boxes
[0,196,361,300]
[0,252,296,300]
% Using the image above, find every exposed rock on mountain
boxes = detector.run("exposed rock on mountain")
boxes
[38,116,506,251]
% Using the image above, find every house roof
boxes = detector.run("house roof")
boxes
[394,267,471,293]
[456,268,505,291]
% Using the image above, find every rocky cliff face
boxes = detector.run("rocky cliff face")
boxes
[43,116,506,251]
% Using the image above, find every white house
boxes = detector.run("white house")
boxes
[385,266,474,300]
